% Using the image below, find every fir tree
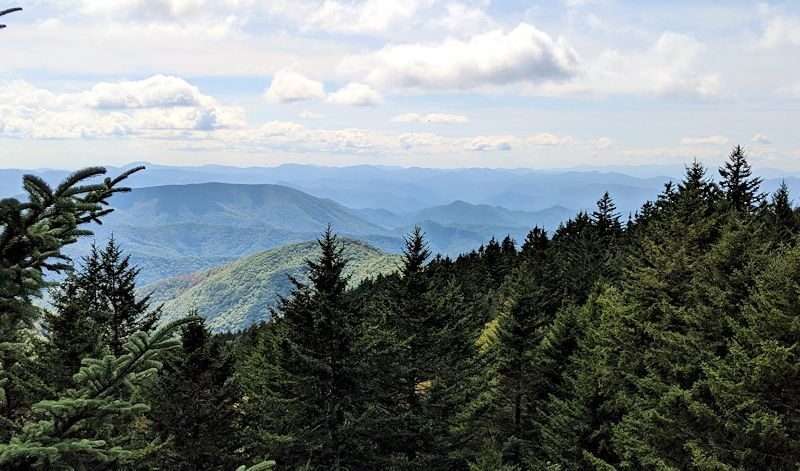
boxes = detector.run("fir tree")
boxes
[0,317,196,469]
[520,227,547,259]
[719,145,764,213]
[391,226,437,466]
[98,237,160,354]
[41,239,161,389]
[1,166,142,443]
[146,318,243,470]
[765,181,799,242]
[249,227,365,470]
[591,192,621,237]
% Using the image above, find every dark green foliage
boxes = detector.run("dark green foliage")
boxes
[239,227,368,470]
[41,239,161,390]
[1,166,143,339]
[719,145,765,213]
[0,317,196,469]
[1,166,142,443]
[145,318,243,470]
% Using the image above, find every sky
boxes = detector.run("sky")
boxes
[1,0,800,171]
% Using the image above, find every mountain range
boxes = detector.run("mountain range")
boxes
[63,181,573,284]
[14,161,800,331]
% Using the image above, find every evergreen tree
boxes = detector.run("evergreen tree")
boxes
[248,227,365,470]
[0,318,196,469]
[41,238,161,389]
[689,244,800,469]
[764,181,799,242]
[719,145,764,213]
[591,192,622,237]
[146,318,243,470]
[520,227,547,259]
[99,237,160,354]
[1,166,142,442]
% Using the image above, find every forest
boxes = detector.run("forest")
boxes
[2,146,800,470]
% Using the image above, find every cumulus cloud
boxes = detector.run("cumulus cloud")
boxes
[340,23,579,90]
[465,135,515,152]
[392,113,469,124]
[77,0,249,32]
[680,135,729,146]
[0,76,243,139]
[265,70,326,104]
[85,75,209,109]
[326,83,383,106]
[752,133,771,144]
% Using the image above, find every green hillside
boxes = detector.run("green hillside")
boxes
[143,239,401,332]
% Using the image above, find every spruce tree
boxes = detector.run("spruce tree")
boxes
[41,238,161,389]
[0,167,204,469]
[250,227,364,470]
[591,192,621,237]
[146,318,243,470]
[1,166,142,441]
[392,225,437,466]
[0,317,196,469]
[765,181,799,242]
[719,145,764,213]
[690,244,800,469]
[99,237,160,354]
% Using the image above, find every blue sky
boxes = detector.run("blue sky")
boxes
[1,0,799,170]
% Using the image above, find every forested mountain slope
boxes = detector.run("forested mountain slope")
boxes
[143,239,400,331]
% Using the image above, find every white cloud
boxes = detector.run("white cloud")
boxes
[210,124,575,156]
[392,113,469,124]
[465,135,515,152]
[305,0,431,35]
[680,135,729,146]
[528,132,573,146]
[592,137,614,149]
[752,133,771,144]
[85,75,210,109]
[0,76,244,139]
[549,32,721,100]
[563,0,599,7]
[265,70,326,104]
[340,23,579,90]
[0,77,592,160]
[436,3,496,36]
[80,0,213,20]
[326,83,383,106]
[760,14,800,48]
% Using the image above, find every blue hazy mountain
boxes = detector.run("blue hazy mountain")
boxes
[4,162,798,215]
[54,181,572,284]
[10,163,799,286]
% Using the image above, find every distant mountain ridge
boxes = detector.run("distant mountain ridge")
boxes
[59,181,578,284]
[6,163,797,217]
[104,182,387,234]
[410,201,572,229]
